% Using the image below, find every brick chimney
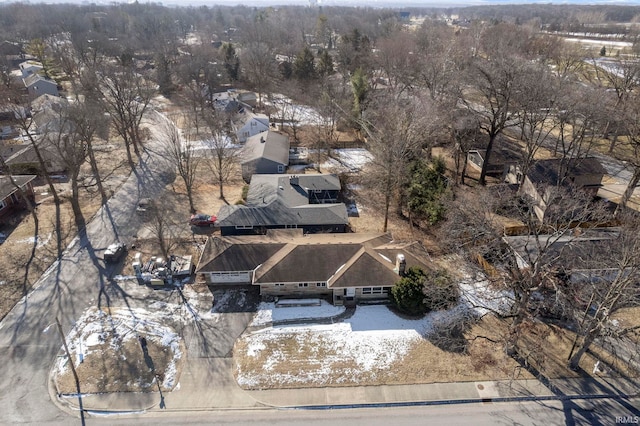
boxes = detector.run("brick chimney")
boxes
[395,254,406,276]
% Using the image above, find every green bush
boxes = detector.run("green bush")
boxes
[390,267,428,316]
[390,267,459,316]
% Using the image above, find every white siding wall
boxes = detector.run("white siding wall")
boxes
[208,271,251,283]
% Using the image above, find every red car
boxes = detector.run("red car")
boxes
[189,213,217,227]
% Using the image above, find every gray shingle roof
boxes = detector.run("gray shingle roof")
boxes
[217,173,348,228]
[196,237,286,273]
[241,130,289,165]
[246,174,341,207]
[23,73,57,88]
[0,175,36,200]
[196,232,431,288]
[216,200,348,227]
[255,243,363,283]
[526,158,606,186]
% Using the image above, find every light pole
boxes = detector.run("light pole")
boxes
[54,317,86,425]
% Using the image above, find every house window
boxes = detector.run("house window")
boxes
[362,287,384,295]
[316,283,326,287]
[250,121,257,127]
[274,283,285,287]
[277,164,285,173]
[0,199,6,211]
[298,283,309,287]
[235,225,254,230]
[243,131,250,137]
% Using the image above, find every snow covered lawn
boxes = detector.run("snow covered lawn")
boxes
[52,306,184,394]
[235,275,520,389]
[321,148,373,173]
[236,305,425,388]
[263,94,323,126]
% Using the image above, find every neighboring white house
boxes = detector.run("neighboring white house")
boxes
[233,112,269,143]
[18,60,43,79]
[23,74,59,100]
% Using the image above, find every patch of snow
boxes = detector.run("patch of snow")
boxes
[85,410,147,417]
[238,271,513,387]
[15,232,52,248]
[565,37,632,48]
[263,94,324,126]
[239,306,424,387]
[276,298,320,306]
[113,275,137,281]
[55,306,183,391]
[321,148,373,173]
[184,136,241,156]
[458,274,514,316]
[250,300,345,326]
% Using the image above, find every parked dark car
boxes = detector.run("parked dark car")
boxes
[104,242,127,263]
[189,213,217,227]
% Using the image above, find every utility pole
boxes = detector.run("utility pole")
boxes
[55,317,85,425]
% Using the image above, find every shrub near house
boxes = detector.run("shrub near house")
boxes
[390,267,458,316]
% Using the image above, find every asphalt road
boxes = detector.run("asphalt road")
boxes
[0,112,174,424]
[46,399,640,426]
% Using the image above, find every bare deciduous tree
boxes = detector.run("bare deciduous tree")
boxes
[567,214,640,370]
[613,98,640,214]
[240,42,276,108]
[414,22,462,101]
[68,100,111,205]
[96,64,154,168]
[374,29,417,95]
[160,117,199,214]
[463,55,525,185]
[145,195,179,259]
[42,103,92,229]
[444,184,612,357]
[362,95,436,232]
[450,112,480,186]
[202,113,238,201]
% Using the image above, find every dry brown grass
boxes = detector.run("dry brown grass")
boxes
[612,307,640,328]
[502,318,638,380]
[0,139,131,320]
[55,330,183,394]
[235,311,639,390]
[233,315,529,390]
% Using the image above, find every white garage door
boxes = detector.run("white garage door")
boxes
[209,271,251,283]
